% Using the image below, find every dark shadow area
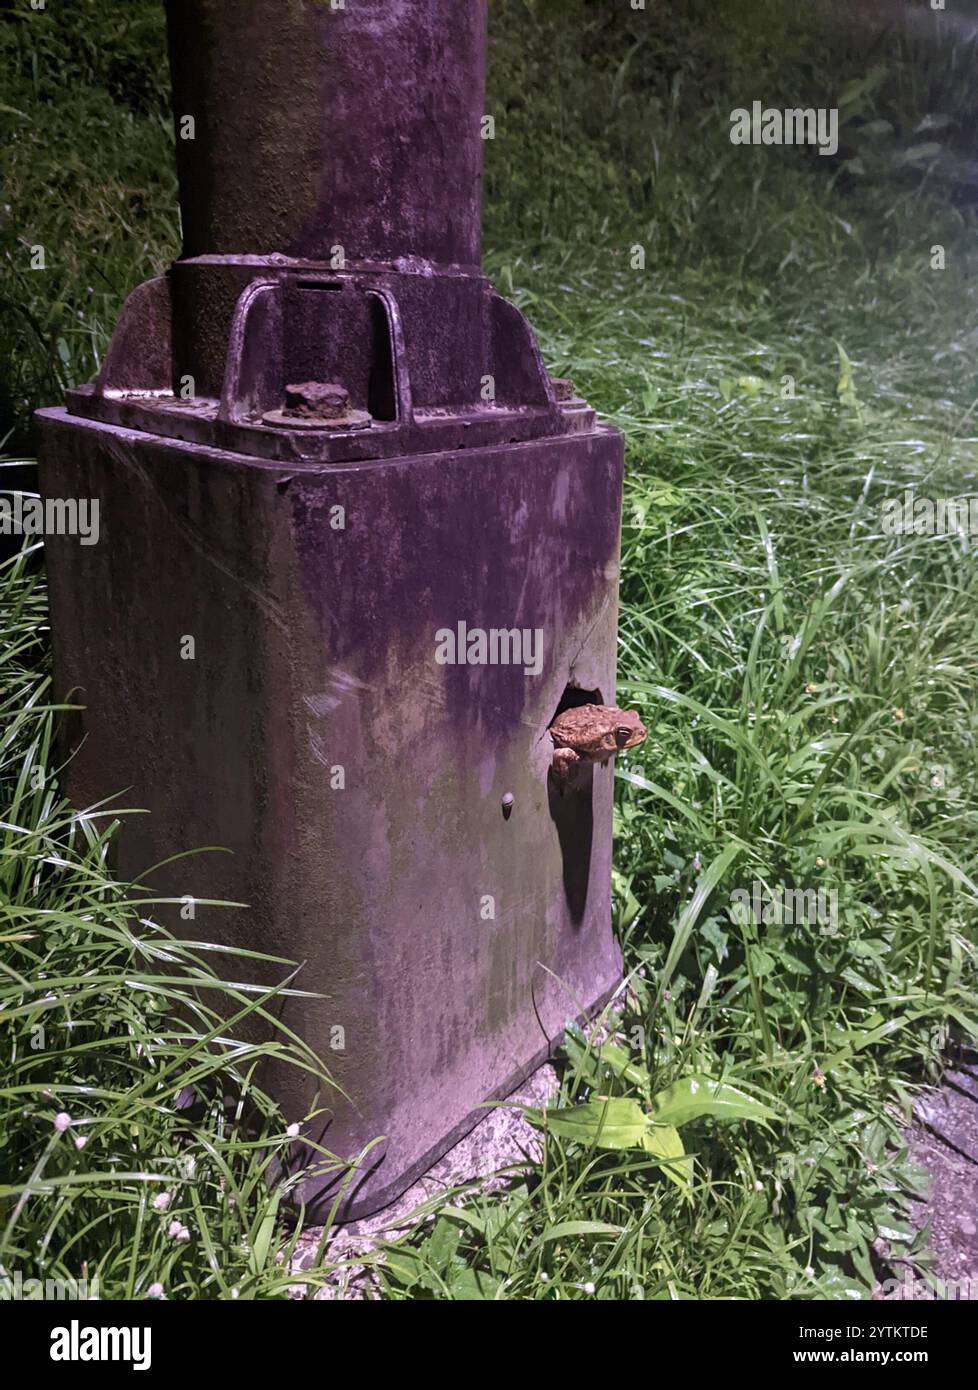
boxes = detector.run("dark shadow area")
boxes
[546,683,602,924]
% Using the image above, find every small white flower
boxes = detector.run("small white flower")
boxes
[753,1180,763,1192]
[167,1220,183,1238]
[153,1192,172,1212]
[147,1282,165,1299]
[54,1112,72,1133]
[176,1226,191,1244]
[804,1266,815,1278]
[286,1123,300,1139]
[538,1272,549,1283]
[581,1281,596,1295]
[74,1136,87,1151]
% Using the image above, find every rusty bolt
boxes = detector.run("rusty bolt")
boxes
[284,381,351,420]
[550,376,575,403]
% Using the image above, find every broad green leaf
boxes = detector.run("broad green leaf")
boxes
[643,1123,692,1190]
[382,1246,437,1291]
[450,1267,503,1301]
[563,1024,650,1093]
[538,1097,648,1150]
[590,1036,650,1090]
[426,1217,461,1267]
[652,1076,778,1128]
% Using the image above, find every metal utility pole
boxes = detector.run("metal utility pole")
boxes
[39,0,626,1219]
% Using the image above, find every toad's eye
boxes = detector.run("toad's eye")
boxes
[615,726,632,747]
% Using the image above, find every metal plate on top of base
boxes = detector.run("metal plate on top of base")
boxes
[262,407,373,431]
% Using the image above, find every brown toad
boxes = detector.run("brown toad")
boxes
[548,703,647,778]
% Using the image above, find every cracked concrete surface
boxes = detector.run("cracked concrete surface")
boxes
[291,1064,559,1298]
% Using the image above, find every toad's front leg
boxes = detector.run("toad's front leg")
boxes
[551,747,582,779]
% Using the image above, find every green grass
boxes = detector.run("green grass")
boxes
[3,0,978,1299]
